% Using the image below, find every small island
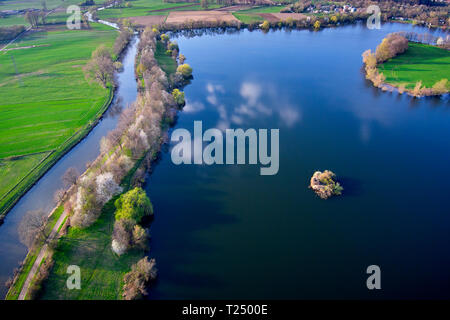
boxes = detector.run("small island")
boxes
[310,170,343,199]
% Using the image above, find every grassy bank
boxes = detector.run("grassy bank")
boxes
[155,40,177,74]
[5,205,64,300]
[378,42,450,90]
[0,23,118,219]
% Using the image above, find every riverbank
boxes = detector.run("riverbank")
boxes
[6,27,190,299]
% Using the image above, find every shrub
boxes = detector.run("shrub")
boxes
[412,81,423,96]
[431,79,448,95]
[122,257,157,300]
[176,64,193,79]
[112,218,135,255]
[261,20,270,31]
[95,172,122,205]
[375,33,408,63]
[172,88,185,107]
[0,25,26,41]
[114,187,153,223]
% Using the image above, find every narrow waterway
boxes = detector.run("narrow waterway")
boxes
[0,36,139,298]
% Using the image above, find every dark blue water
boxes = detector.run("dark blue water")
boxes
[147,23,450,299]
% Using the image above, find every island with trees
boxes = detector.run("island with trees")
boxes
[310,170,343,199]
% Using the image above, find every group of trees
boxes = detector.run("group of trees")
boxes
[113,24,134,58]
[362,33,408,86]
[111,187,153,255]
[284,0,449,28]
[344,0,449,27]
[70,26,185,231]
[122,257,157,300]
[362,33,408,89]
[83,45,116,88]
[0,25,26,41]
[374,32,409,63]
[400,31,450,49]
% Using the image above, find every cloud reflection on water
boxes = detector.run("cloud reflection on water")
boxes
[204,81,301,130]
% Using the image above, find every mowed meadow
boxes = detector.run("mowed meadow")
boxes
[0,23,118,217]
[378,42,450,89]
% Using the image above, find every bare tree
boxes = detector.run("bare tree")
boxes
[25,11,40,28]
[18,210,48,249]
[53,188,65,204]
[62,167,79,188]
[83,45,115,88]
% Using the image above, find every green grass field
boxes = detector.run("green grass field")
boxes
[155,40,177,75]
[236,5,283,14]
[233,13,263,24]
[97,0,194,20]
[0,0,84,26]
[378,42,450,89]
[40,199,145,300]
[0,23,118,217]
[0,0,81,11]
[0,14,28,27]
[96,0,226,20]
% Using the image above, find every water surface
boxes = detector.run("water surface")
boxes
[147,23,450,299]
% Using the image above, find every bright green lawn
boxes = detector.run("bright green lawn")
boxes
[0,14,28,27]
[236,5,283,14]
[0,23,118,216]
[0,152,50,201]
[233,13,263,24]
[0,0,80,11]
[378,42,450,89]
[40,199,144,300]
[155,40,177,75]
[97,0,194,20]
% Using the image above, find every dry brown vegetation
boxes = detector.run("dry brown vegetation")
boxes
[128,15,167,28]
[165,10,240,26]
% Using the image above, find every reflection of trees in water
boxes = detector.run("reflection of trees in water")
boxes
[168,27,244,39]
[105,96,124,119]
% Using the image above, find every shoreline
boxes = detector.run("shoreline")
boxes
[362,38,449,98]
[6,27,189,300]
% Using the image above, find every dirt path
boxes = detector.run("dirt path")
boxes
[18,209,68,300]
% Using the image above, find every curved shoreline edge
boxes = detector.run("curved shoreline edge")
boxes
[362,36,449,98]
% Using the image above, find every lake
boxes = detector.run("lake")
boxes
[146,23,450,299]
